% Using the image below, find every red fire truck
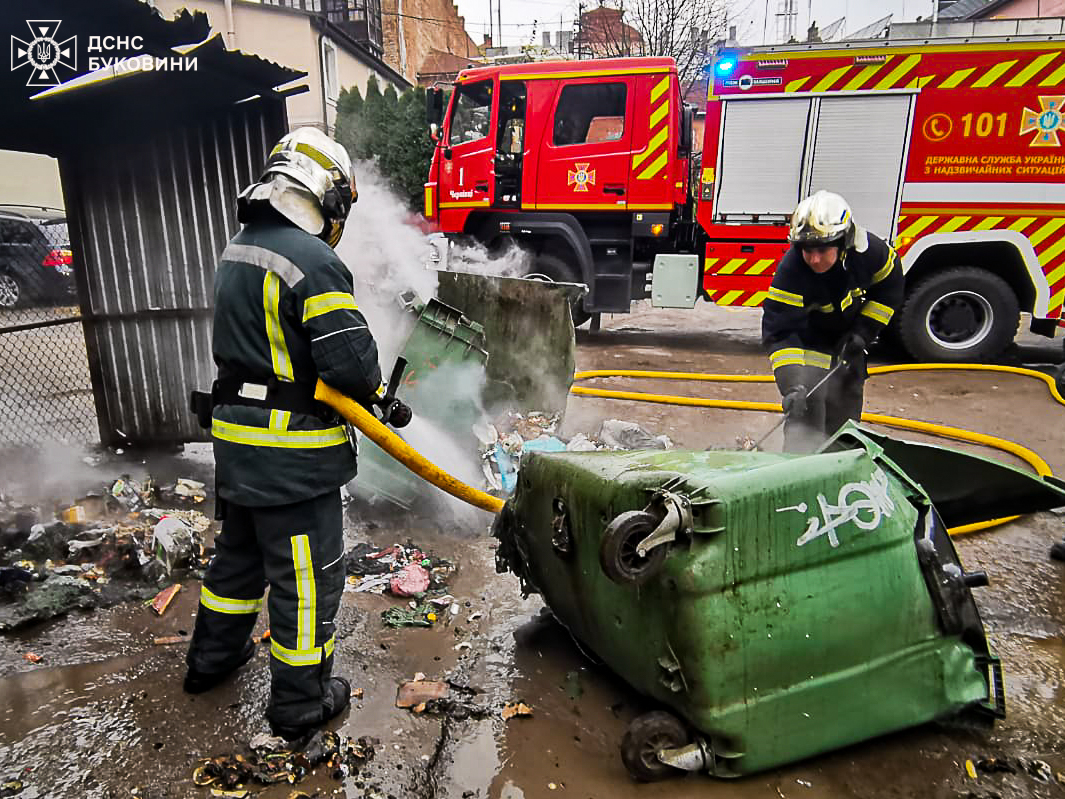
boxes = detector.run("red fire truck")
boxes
[425,38,1065,362]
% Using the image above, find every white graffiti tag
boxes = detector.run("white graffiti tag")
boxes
[777,468,895,549]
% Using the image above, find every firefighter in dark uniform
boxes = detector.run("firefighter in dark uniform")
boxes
[184,128,411,741]
[762,190,904,453]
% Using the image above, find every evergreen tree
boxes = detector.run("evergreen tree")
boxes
[334,78,439,212]
[334,86,363,159]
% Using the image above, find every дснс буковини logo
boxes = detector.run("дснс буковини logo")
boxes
[11,20,77,87]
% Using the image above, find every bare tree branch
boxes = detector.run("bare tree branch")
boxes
[578,0,734,80]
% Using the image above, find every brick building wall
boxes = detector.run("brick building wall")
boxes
[381,0,478,84]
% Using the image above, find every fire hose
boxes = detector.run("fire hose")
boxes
[314,363,1063,533]
[313,379,505,514]
[571,363,1065,535]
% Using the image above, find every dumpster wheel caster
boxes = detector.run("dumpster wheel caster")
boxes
[600,510,667,585]
[621,711,691,782]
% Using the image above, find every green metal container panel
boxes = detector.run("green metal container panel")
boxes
[354,297,488,508]
[493,425,1065,775]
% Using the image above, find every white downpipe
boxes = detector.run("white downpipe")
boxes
[224,0,237,49]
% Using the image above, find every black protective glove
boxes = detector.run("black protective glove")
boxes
[379,398,412,428]
[781,385,808,416]
[836,331,868,364]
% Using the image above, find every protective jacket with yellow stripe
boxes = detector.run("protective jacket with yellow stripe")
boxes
[211,214,383,506]
[761,231,903,392]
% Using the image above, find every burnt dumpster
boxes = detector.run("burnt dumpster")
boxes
[353,296,489,508]
[491,423,1065,780]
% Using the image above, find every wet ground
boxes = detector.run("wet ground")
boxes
[2,303,1065,798]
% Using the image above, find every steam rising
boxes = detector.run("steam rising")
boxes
[336,162,502,524]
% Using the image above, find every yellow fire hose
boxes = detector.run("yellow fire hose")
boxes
[314,380,505,513]
[572,363,1065,536]
[316,363,1062,535]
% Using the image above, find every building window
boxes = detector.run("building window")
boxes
[322,38,339,103]
[322,0,383,56]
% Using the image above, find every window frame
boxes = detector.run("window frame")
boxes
[550,81,628,149]
[447,79,494,148]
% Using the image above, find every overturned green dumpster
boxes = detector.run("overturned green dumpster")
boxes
[353,274,578,509]
[491,423,1065,780]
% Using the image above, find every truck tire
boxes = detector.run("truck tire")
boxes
[620,711,690,782]
[523,253,591,328]
[898,267,1019,362]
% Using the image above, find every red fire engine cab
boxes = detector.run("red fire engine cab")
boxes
[425,38,1065,363]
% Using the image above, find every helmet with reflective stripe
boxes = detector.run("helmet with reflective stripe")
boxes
[238,127,357,248]
[788,190,868,253]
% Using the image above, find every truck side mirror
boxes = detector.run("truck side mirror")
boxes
[679,103,695,157]
[426,88,445,129]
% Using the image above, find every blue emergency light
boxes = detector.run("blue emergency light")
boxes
[714,56,737,76]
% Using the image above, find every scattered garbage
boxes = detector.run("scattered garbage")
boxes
[381,603,436,628]
[501,702,533,720]
[597,419,672,450]
[396,678,449,710]
[389,563,430,597]
[973,756,1055,782]
[344,541,454,598]
[0,474,213,632]
[22,652,41,664]
[479,413,675,495]
[153,634,191,646]
[564,670,583,700]
[193,730,375,789]
[150,584,182,616]
[151,516,197,576]
[110,476,153,512]
[565,434,598,452]
[172,478,207,503]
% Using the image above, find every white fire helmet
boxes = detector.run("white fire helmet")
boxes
[788,190,868,253]
[237,127,356,248]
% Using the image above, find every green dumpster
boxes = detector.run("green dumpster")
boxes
[353,296,488,508]
[492,423,1065,779]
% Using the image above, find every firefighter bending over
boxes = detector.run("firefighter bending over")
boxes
[761,191,903,452]
[184,127,411,741]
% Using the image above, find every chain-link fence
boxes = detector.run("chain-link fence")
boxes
[0,206,96,444]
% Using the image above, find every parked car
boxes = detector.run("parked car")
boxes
[0,205,75,309]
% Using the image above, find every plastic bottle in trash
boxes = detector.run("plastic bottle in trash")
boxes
[152,516,194,574]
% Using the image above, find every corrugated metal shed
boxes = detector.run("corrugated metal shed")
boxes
[2,0,305,445]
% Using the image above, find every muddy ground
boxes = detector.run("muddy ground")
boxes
[1,303,1064,799]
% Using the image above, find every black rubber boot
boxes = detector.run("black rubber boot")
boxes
[1051,539,1065,562]
[270,676,351,742]
[183,639,256,694]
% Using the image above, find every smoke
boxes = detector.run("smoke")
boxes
[445,235,531,279]
[335,160,438,367]
[334,163,496,525]
[0,442,105,506]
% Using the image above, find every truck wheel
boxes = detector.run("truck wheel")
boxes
[898,267,1019,362]
[620,711,690,782]
[523,254,591,328]
[1055,362,1065,399]
[599,510,667,586]
[0,272,22,309]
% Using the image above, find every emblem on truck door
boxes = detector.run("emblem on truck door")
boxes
[568,162,596,192]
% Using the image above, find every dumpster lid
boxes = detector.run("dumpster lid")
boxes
[825,424,1065,528]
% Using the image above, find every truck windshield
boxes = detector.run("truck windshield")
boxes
[449,80,493,146]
